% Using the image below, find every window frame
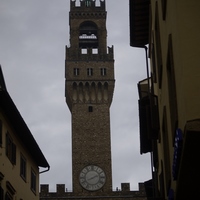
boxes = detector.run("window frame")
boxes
[87,68,93,76]
[0,120,2,147]
[100,68,107,76]
[161,0,167,20]
[88,106,93,112]
[167,34,178,141]
[73,68,80,76]
[155,3,163,89]
[0,186,4,200]
[5,192,13,200]
[31,169,36,194]
[20,154,27,181]
[6,132,16,165]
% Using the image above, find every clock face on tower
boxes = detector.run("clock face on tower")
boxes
[79,165,106,191]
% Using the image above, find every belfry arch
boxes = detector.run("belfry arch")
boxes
[79,21,98,48]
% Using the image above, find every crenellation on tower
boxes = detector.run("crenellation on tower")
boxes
[56,184,66,195]
[40,183,147,199]
[40,184,49,194]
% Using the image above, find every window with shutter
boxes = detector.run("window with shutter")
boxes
[20,154,26,181]
[11,143,16,165]
[0,120,2,147]
[31,169,36,194]
[5,192,13,200]
[5,133,16,165]
[0,186,4,200]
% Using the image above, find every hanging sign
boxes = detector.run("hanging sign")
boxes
[172,128,183,180]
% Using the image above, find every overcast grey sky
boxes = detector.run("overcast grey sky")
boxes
[0,0,151,191]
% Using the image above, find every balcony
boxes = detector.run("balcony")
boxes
[138,78,159,154]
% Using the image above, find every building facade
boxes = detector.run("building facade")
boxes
[0,66,50,200]
[40,0,146,199]
[130,0,200,199]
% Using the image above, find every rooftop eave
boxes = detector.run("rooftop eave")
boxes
[0,90,49,168]
[129,0,150,47]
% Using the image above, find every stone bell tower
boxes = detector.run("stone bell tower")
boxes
[65,0,115,195]
[40,1,147,199]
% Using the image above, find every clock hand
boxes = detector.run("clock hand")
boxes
[87,174,98,181]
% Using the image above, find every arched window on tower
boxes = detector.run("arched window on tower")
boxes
[85,0,92,7]
[79,21,98,48]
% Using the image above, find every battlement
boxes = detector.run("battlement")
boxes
[66,46,114,61]
[40,183,146,200]
[71,0,105,10]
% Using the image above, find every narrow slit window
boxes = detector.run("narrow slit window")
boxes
[85,0,91,7]
[74,68,80,76]
[101,68,106,76]
[88,106,93,112]
[87,68,93,76]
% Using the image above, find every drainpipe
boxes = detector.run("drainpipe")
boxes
[143,46,150,94]
[142,45,156,199]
